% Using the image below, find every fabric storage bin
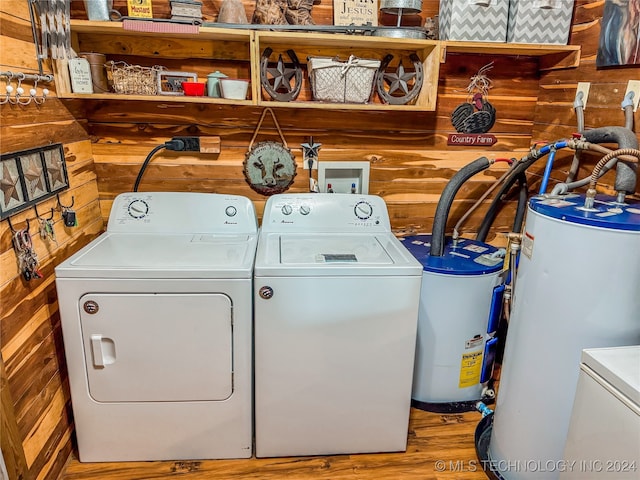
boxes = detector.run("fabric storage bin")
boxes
[308,55,381,104]
[438,0,509,43]
[507,0,574,45]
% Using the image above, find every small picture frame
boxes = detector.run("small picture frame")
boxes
[19,152,48,202]
[43,144,69,193]
[157,71,198,95]
[0,156,27,218]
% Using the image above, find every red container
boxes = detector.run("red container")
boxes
[182,81,205,96]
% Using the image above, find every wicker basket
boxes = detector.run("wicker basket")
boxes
[308,55,381,104]
[106,61,165,95]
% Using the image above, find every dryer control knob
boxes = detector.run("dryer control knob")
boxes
[299,205,310,215]
[259,286,274,299]
[281,204,293,215]
[225,205,237,217]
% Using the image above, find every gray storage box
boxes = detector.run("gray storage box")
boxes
[439,0,509,43]
[507,0,574,44]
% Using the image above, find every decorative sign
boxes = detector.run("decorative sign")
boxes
[447,134,497,147]
[69,58,93,94]
[127,0,154,18]
[333,0,378,26]
[157,71,198,95]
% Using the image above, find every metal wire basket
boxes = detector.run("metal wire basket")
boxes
[107,61,165,95]
[308,55,381,104]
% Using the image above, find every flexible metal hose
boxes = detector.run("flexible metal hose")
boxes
[589,148,640,191]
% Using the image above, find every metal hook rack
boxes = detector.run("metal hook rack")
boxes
[0,71,52,105]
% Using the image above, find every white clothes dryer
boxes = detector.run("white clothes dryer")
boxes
[254,193,422,458]
[55,192,257,462]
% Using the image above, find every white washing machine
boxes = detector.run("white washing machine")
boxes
[253,193,423,458]
[55,192,257,462]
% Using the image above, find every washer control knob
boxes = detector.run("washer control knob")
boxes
[299,205,311,215]
[127,199,149,219]
[354,200,373,220]
[225,205,237,217]
[281,204,293,215]
[259,286,274,299]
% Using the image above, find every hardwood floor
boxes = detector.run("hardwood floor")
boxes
[61,407,490,480]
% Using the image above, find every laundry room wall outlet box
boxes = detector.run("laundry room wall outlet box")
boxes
[55,192,258,462]
[253,193,422,457]
[438,0,509,42]
[318,161,370,194]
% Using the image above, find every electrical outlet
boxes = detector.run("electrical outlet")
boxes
[575,82,590,109]
[303,158,318,170]
[623,80,640,112]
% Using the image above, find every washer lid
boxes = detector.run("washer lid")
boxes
[280,234,393,265]
[529,194,640,232]
[55,232,258,279]
[254,233,422,277]
[401,235,504,276]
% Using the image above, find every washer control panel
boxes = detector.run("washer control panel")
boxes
[262,193,391,233]
[107,192,258,234]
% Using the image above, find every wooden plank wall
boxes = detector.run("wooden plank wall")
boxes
[77,1,639,236]
[0,2,103,480]
[71,0,535,239]
[1,2,638,480]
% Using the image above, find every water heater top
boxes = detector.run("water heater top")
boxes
[529,194,640,232]
[401,235,504,276]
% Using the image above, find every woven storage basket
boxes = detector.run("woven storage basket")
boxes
[308,55,381,104]
[107,61,164,95]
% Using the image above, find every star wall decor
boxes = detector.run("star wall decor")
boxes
[1,143,69,220]
[267,55,297,93]
[20,153,47,200]
[44,146,67,190]
[1,158,24,212]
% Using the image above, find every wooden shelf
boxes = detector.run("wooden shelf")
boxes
[443,41,581,70]
[55,21,580,110]
[254,31,441,111]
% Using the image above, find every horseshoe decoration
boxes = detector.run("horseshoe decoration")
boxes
[375,53,424,105]
[260,47,303,102]
[243,108,297,196]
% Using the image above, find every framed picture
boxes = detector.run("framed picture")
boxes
[43,144,69,193]
[596,0,640,67]
[19,152,48,202]
[0,143,69,220]
[157,71,198,95]
[0,156,27,219]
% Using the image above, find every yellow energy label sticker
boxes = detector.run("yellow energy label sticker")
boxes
[459,351,483,388]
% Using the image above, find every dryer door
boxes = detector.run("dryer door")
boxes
[79,293,232,402]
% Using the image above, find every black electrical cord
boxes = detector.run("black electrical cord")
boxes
[133,139,186,192]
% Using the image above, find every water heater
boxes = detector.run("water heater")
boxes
[486,194,640,479]
[402,235,505,412]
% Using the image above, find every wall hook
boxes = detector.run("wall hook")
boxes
[1,71,13,105]
[5,215,17,234]
[34,203,54,220]
[5,216,30,234]
[56,193,74,210]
